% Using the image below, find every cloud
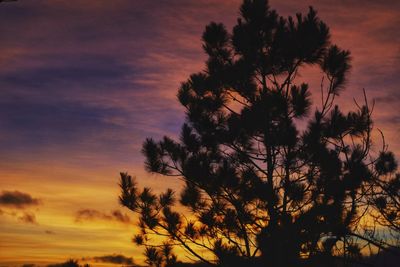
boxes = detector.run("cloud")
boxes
[0,190,41,209]
[0,209,39,225]
[0,191,40,224]
[75,209,130,224]
[110,210,131,224]
[92,254,134,265]
[18,212,37,224]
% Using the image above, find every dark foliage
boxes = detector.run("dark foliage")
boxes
[47,260,88,267]
[119,1,399,266]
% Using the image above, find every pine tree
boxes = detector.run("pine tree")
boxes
[119,1,399,266]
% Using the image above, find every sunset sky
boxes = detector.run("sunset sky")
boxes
[0,0,399,266]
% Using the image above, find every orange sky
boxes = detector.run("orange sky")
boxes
[0,0,399,266]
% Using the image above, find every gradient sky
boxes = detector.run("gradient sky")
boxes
[0,0,399,266]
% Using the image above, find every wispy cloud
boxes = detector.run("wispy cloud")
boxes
[1,209,39,225]
[45,230,55,235]
[75,209,130,224]
[92,254,135,265]
[18,212,38,225]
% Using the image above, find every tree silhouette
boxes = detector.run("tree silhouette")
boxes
[47,260,89,267]
[119,1,399,266]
